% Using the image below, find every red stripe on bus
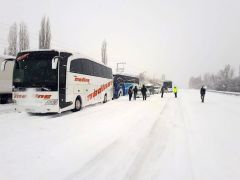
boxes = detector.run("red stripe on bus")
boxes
[87,81,112,101]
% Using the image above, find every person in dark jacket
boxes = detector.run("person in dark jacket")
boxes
[141,85,147,100]
[133,86,138,100]
[128,87,133,101]
[200,86,206,103]
[161,86,165,98]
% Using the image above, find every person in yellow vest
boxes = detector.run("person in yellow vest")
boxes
[173,86,178,98]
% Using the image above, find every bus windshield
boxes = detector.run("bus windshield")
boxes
[163,81,172,87]
[13,51,59,91]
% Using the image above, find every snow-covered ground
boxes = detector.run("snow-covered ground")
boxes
[1,89,240,180]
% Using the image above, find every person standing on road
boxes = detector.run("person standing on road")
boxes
[173,86,178,98]
[133,86,138,100]
[161,86,165,98]
[200,86,206,103]
[141,85,147,101]
[128,86,133,101]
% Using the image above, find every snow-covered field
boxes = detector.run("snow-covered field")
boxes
[1,89,240,180]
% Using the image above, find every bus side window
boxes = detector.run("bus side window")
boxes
[70,59,80,73]
[103,66,107,78]
[79,59,90,76]
[98,64,103,77]
[92,62,98,77]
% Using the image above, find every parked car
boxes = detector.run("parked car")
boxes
[145,84,154,95]
[153,86,161,94]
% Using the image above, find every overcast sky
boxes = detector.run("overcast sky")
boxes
[1,0,240,87]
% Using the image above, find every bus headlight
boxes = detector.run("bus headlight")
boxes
[45,99,58,105]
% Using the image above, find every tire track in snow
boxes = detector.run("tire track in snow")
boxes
[177,97,195,180]
[123,98,170,180]
[124,96,196,180]
[63,140,119,180]
[63,96,167,180]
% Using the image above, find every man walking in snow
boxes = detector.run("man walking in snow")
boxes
[141,85,147,101]
[173,86,178,98]
[200,86,206,103]
[128,86,133,101]
[161,86,165,98]
[133,86,138,100]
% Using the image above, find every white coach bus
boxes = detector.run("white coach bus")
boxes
[1,50,113,113]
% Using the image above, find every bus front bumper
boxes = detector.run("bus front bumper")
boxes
[15,104,60,113]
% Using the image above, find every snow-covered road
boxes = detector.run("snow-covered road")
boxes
[0,90,240,180]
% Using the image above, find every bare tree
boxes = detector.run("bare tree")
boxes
[217,64,234,91]
[45,18,51,49]
[189,64,240,92]
[218,64,234,80]
[19,22,29,51]
[189,76,202,89]
[138,72,147,84]
[39,17,45,49]
[203,73,215,89]
[8,23,18,56]
[101,40,107,65]
[39,16,51,49]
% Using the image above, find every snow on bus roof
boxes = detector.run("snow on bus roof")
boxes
[69,53,109,68]
[113,73,138,78]
[19,49,110,68]
[20,49,62,53]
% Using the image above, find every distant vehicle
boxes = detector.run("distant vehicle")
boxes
[146,89,151,97]
[1,50,113,113]
[136,88,150,98]
[0,55,15,104]
[145,84,154,95]
[113,74,139,99]
[153,86,161,94]
[163,81,173,92]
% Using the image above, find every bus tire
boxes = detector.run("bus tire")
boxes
[0,95,6,104]
[6,95,12,103]
[73,98,82,112]
[103,94,107,103]
[118,91,122,98]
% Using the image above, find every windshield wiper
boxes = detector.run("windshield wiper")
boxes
[41,87,51,91]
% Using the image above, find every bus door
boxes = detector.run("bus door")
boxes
[59,53,72,109]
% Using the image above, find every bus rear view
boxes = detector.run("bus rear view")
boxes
[163,81,173,92]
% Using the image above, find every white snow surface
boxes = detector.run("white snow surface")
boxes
[1,89,240,180]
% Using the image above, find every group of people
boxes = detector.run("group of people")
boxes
[160,86,178,98]
[128,85,207,103]
[128,85,147,101]
[128,84,179,101]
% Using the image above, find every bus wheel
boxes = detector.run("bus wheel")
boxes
[103,94,107,103]
[73,98,81,112]
[118,92,122,98]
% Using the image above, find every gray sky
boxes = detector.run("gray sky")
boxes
[1,0,240,87]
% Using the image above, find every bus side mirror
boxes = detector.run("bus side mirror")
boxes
[52,56,59,69]
[1,60,7,71]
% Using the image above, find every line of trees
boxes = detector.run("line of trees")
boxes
[39,16,51,49]
[138,72,162,85]
[5,17,109,66]
[101,40,107,65]
[4,16,51,56]
[189,64,240,92]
